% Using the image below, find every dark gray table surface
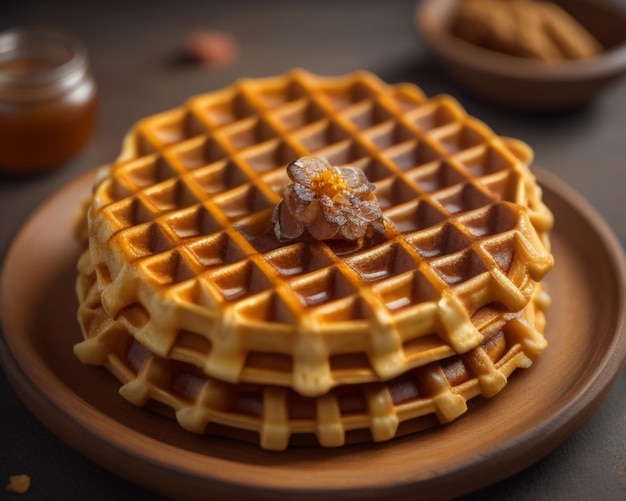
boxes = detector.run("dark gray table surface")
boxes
[1,1,625,499]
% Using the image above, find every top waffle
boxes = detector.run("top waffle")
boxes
[83,69,553,397]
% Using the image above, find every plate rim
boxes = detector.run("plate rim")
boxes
[1,167,625,500]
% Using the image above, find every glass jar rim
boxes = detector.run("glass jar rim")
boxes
[0,25,89,96]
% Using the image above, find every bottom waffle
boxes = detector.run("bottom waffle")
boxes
[75,252,549,451]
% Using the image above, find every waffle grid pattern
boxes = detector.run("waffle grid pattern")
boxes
[84,69,553,397]
[76,256,548,450]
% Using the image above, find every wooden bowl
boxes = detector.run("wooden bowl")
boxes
[416,0,626,111]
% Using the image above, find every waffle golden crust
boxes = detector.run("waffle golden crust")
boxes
[77,69,553,400]
[75,254,548,450]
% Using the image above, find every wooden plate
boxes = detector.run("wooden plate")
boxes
[1,169,625,500]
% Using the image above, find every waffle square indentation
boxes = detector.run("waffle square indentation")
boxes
[241,139,300,173]
[264,243,334,277]
[208,260,274,301]
[186,232,248,269]
[191,88,259,127]
[345,242,419,283]
[167,136,230,170]
[290,267,357,307]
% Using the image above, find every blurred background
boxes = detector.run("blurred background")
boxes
[1,0,626,499]
[1,0,625,246]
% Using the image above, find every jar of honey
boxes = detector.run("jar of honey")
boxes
[0,25,97,173]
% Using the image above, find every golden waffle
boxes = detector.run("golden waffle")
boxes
[79,69,553,398]
[75,251,549,450]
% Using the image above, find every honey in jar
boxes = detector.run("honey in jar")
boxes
[0,25,97,173]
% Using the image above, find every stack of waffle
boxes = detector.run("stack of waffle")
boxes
[74,69,554,450]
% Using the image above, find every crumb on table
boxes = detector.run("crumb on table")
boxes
[6,475,31,494]
[183,29,240,68]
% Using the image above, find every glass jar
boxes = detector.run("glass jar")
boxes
[0,25,97,173]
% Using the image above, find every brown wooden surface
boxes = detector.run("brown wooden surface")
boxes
[2,1,626,499]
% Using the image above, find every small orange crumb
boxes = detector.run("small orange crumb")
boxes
[6,474,31,494]
[183,30,240,68]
